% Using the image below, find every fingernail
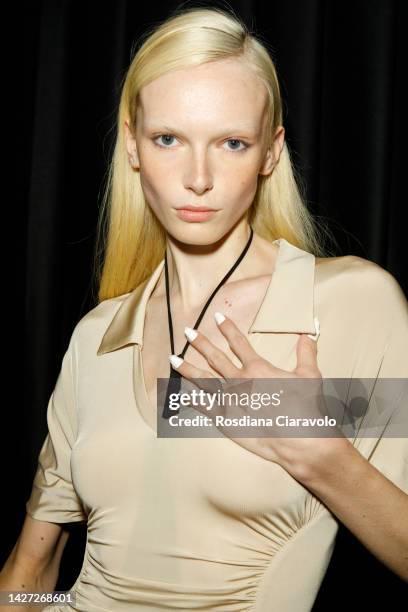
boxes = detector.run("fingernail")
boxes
[214,312,225,325]
[307,316,320,341]
[169,354,183,368]
[184,327,198,341]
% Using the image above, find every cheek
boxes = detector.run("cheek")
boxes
[138,151,175,201]
[223,166,260,203]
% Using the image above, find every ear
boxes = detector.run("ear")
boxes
[124,120,140,169]
[259,125,285,176]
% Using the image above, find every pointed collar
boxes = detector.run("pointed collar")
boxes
[97,238,316,356]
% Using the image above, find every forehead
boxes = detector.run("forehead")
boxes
[138,58,268,129]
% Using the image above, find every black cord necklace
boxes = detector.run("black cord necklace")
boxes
[161,225,254,419]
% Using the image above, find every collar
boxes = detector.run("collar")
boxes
[97,238,316,355]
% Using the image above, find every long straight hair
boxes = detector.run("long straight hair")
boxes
[94,6,332,303]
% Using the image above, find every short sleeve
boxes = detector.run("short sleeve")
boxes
[25,332,87,523]
[352,272,408,493]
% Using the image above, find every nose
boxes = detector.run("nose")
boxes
[183,149,214,195]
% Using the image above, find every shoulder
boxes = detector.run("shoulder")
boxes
[69,291,132,350]
[315,253,406,308]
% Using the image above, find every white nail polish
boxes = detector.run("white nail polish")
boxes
[184,327,198,341]
[169,354,184,368]
[214,312,225,325]
[307,316,320,341]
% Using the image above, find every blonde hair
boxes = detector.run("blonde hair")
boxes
[94,5,333,303]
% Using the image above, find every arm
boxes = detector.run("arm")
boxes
[288,439,408,582]
[2,328,87,612]
[0,513,70,610]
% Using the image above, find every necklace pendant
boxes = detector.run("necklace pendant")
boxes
[170,364,182,378]
[161,365,182,419]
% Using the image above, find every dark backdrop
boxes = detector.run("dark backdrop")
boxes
[3,0,406,608]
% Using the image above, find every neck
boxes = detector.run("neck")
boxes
[159,217,256,311]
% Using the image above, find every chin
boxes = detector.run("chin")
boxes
[167,221,227,246]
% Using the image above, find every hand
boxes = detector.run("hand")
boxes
[169,312,349,478]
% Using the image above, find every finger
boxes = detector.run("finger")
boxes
[295,333,320,377]
[168,354,228,417]
[213,311,259,367]
[183,326,241,378]
[168,354,222,395]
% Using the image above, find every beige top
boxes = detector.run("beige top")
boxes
[25,238,408,611]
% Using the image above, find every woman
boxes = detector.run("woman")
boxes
[1,6,407,611]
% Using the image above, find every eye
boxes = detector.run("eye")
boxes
[224,139,249,152]
[152,134,250,152]
[153,134,178,148]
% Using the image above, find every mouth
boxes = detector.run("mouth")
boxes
[174,207,219,223]
[176,206,217,212]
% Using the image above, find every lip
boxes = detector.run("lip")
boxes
[175,208,218,223]
[177,206,216,212]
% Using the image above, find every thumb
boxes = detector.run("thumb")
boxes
[296,317,320,373]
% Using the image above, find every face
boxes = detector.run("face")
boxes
[125,57,285,245]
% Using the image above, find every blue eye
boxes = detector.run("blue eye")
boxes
[154,134,177,148]
[224,139,248,152]
[152,134,249,152]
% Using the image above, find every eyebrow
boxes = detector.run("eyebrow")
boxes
[144,122,258,137]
